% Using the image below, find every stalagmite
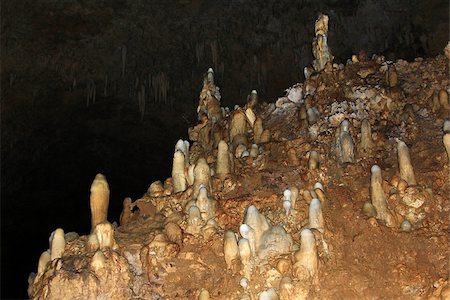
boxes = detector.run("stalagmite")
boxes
[308,198,324,233]
[339,120,355,164]
[192,158,212,200]
[244,206,270,250]
[172,150,187,193]
[358,118,374,156]
[312,14,333,72]
[293,229,318,281]
[119,197,132,226]
[247,90,258,109]
[216,140,231,179]
[370,165,396,227]
[93,221,118,250]
[91,250,106,272]
[308,150,320,170]
[50,228,66,260]
[223,230,239,269]
[239,224,257,256]
[90,173,110,231]
[386,65,398,87]
[230,110,247,144]
[397,140,417,186]
[37,250,51,279]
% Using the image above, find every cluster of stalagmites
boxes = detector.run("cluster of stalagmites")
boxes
[29,13,450,299]
[221,184,329,300]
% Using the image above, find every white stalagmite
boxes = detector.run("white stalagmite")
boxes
[223,230,239,269]
[216,140,231,179]
[238,238,252,277]
[397,140,417,186]
[50,228,66,260]
[244,206,270,251]
[196,185,216,221]
[259,288,279,300]
[293,229,318,281]
[172,150,187,193]
[370,165,396,227]
[90,173,110,231]
[37,250,51,278]
[308,198,324,233]
[192,158,212,200]
[186,205,203,236]
[240,224,257,256]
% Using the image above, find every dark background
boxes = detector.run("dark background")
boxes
[1,0,448,298]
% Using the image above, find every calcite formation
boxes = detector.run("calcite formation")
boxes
[28,16,449,300]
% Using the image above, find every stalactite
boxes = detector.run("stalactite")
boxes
[103,74,108,97]
[210,40,219,72]
[138,84,146,122]
[196,42,204,65]
[151,72,170,105]
[86,80,96,108]
[121,45,127,79]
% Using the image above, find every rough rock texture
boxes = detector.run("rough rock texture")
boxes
[29,50,449,299]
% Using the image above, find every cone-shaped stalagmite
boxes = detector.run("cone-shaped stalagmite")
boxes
[172,150,187,193]
[90,174,110,231]
[216,140,231,179]
[397,140,417,186]
[370,165,396,227]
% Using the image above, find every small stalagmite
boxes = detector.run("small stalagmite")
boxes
[186,205,203,236]
[239,224,257,256]
[244,205,270,250]
[50,228,66,260]
[397,140,417,186]
[230,110,247,144]
[370,165,396,227]
[308,198,325,233]
[238,238,252,277]
[192,158,212,200]
[386,64,398,88]
[223,230,239,269]
[172,150,187,193]
[253,117,264,144]
[198,289,211,300]
[93,221,118,250]
[91,250,106,272]
[37,250,51,279]
[247,90,258,109]
[216,141,231,179]
[358,119,374,156]
[439,89,449,109]
[119,197,132,226]
[308,150,320,170]
[90,173,110,231]
[293,229,318,281]
[339,120,355,164]
[196,185,216,221]
[259,288,279,300]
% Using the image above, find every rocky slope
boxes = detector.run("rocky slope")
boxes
[27,21,450,299]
